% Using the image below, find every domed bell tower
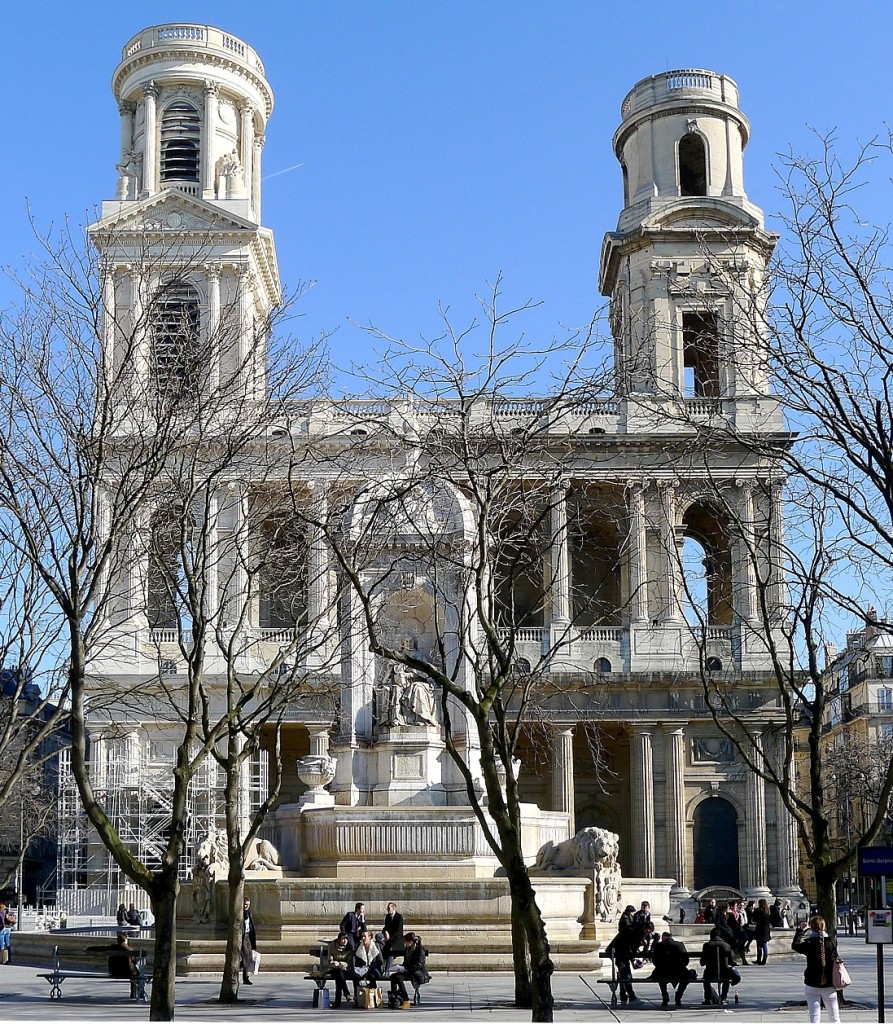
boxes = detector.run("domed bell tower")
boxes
[600,70,779,427]
[89,24,280,405]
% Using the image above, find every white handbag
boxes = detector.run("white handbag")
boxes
[251,949,262,975]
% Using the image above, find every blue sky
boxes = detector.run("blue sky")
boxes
[4,1,892,364]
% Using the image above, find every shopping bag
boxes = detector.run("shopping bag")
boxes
[832,958,851,989]
[251,949,262,975]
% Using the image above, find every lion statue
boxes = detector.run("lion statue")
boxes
[534,826,621,922]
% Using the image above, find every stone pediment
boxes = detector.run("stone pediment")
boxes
[89,190,258,237]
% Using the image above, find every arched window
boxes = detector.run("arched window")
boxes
[151,279,203,400]
[595,657,612,674]
[681,503,734,626]
[679,133,707,197]
[160,102,201,183]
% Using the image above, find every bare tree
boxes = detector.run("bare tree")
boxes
[0,218,324,1019]
[285,283,613,1023]
[664,131,893,926]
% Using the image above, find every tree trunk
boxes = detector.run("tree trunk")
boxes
[814,863,839,938]
[218,871,244,1002]
[507,862,554,1022]
[149,880,179,1021]
[511,898,532,1008]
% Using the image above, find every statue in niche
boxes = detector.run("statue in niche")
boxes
[217,149,245,198]
[192,828,229,924]
[383,663,437,727]
[115,150,143,200]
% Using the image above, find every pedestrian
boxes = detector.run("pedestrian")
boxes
[241,896,258,985]
[606,908,641,1005]
[792,915,841,1023]
[116,902,127,930]
[752,898,772,965]
[125,903,142,928]
[339,901,367,949]
[770,898,784,928]
[0,902,10,965]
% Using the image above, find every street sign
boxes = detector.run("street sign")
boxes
[858,847,893,876]
[867,909,893,944]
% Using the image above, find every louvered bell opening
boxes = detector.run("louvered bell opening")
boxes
[160,102,201,184]
[153,281,202,398]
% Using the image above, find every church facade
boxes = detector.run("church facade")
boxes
[65,25,803,914]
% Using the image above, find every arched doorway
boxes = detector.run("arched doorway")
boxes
[693,797,740,890]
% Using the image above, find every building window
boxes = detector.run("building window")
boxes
[160,101,201,183]
[679,133,707,197]
[258,518,308,629]
[682,312,721,397]
[151,279,203,400]
[878,686,893,711]
[876,655,893,678]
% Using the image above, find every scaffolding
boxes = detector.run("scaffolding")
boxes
[56,744,268,908]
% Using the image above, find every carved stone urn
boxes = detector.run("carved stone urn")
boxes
[296,753,337,806]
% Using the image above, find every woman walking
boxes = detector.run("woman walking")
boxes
[752,898,772,964]
[792,916,841,1023]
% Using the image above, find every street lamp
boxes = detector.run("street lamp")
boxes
[15,784,42,912]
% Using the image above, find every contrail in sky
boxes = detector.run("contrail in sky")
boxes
[262,162,306,181]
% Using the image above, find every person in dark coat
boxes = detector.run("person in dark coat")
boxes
[389,932,430,1006]
[382,901,404,965]
[241,896,258,985]
[326,932,355,1008]
[752,898,772,965]
[769,898,784,928]
[86,933,140,999]
[606,908,641,1005]
[339,902,367,949]
[700,927,739,1005]
[792,916,841,1023]
[649,932,691,1008]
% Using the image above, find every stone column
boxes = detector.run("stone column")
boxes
[118,101,134,163]
[306,482,335,666]
[549,480,571,640]
[628,483,648,622]
[661,485,681,621]
[252,134,265,221]
[142,82,157,197]
[202,81,218,198]
[769,481,786,613]
[772,732,804,897]
[101,267,116,386]
[736,481,757,622]
[206,265,221,391]
[663,725,690,895]
[237,267,252,394]
[743,730,771,898]
[240,102,254,204]
[551,726,575,835]
[630,727,655,877]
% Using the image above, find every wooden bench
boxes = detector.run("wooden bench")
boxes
[37,944,152,1002]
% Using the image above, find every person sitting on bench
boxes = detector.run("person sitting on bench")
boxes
[700,927,740,1005]
[388,932,430,1008]
[326,932,355,1008]
[84,933,139,999]
[649,932,691,1009]
[349,929,384,992]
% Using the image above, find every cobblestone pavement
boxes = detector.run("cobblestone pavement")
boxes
[0,937,887,1022]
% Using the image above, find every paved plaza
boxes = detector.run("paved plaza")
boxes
[0,936,887,1022]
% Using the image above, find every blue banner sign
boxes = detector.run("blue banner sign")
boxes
[858,847,893,876]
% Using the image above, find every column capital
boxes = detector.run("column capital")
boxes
[143,80,158,100]
[204,263,222,281]
[203,79,220,98]
[118,101,136,117]
[240,100,255,117]
[254,133,266,150]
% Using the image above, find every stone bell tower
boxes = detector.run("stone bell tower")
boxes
[600,69,780,425]
[89,24,280,408]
